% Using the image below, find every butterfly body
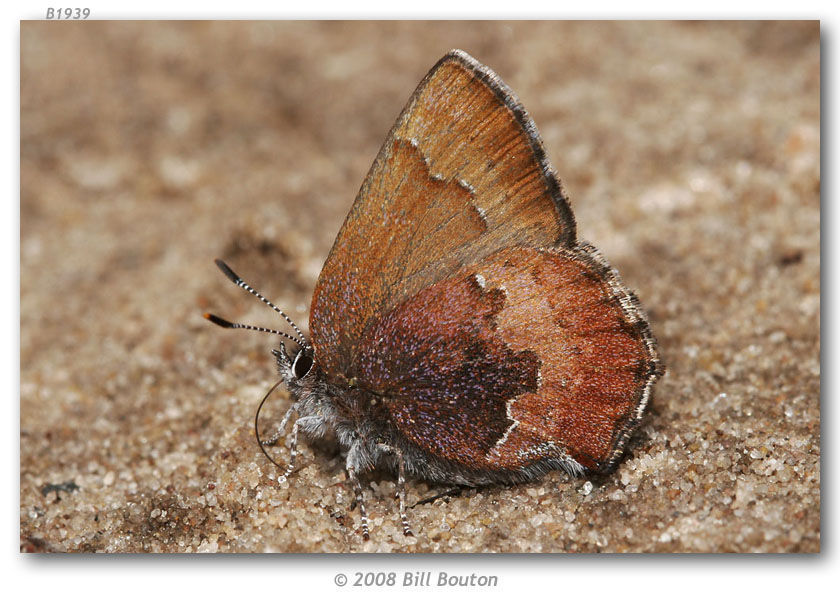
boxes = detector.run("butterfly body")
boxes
[208,49,662,538]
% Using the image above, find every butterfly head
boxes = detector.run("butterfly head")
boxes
[272,343,315,385]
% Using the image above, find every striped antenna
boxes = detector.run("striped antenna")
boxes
[209,258,309,348]
[203,312,304,346]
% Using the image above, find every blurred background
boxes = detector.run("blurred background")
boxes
[21,21,819,552]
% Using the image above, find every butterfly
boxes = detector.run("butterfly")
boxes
[206,49,663,540]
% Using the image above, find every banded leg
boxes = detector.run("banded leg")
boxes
[261,405,297,447]
[413,486,468,507]
[376,443,414,537]
[276,415,319,483]
[346,465,370,541]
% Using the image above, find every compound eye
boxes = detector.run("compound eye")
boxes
[292,351,313,379]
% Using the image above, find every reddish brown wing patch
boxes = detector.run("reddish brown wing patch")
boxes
[358,246,660,474]
[355,270,540,467]
[311,51,575,381]
[476,245,661,472]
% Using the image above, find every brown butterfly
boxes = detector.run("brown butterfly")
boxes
[206,49,663,540]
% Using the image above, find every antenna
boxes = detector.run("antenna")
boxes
[206,258,309,348]
[203,312,304,346]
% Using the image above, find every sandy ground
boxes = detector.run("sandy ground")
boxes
[20,21,819,553]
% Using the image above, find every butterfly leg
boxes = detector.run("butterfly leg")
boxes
[346,464,370,541]
[261,405,297,447]
[375,443,414,537]
[412,486,470,507]
[276,415,319,484]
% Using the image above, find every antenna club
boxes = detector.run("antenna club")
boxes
[204,313,235,328]
[214,258,242,284]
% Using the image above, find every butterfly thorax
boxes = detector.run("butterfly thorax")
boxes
[280,358,400,469]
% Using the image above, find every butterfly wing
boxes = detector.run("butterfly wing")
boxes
[356,245,662,475]
[311,50,576,380]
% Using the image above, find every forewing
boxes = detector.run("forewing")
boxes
[311,50,576,380]
[356,246,662,474]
